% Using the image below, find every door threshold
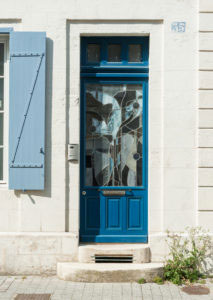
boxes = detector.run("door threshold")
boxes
[78,243,151,263]
[79,242,149,245]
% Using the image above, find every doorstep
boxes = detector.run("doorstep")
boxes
[57,262,164,282]
[78,243,151,263]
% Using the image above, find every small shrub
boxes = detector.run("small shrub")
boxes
[198,279,206,284]
[153,276,164,285]
[164,227,211,285]
[138,278,146,284]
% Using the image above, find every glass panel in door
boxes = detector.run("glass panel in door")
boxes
[85,83,143,187]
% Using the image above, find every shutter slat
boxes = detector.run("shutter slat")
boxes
[9,32,46,190]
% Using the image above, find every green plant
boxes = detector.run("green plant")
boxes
[153,276,164,285]
[138,278,146,284]
[198,279,206,284]
[164,227,211,285]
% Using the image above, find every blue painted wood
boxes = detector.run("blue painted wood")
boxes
[81,66,149,73]
[85,197,100,229]
[128,197,143,229]
[106,198,122,229]
[81,36,149,68]
[9,32,46,190]
[0,28,13,33]
[80,37,148,243]
[81,73,148,78]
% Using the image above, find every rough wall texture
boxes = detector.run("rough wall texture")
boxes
[0,0,200,273]
[0,233,78,275]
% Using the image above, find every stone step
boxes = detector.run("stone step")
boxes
[57,262,164,283]
[78,243,151,263]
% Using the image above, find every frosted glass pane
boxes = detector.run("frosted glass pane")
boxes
[0,79,3,110]
[87,44,100,63]
[85,83,143,187]
[0,44,4,76]
[108,44,121,62]
[0,113,3,146]
[129,44,142,62]
[0,148,3,180]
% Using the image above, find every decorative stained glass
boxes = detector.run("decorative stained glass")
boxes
[85,83,143,186]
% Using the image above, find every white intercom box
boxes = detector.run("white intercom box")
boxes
[68,144,79,162]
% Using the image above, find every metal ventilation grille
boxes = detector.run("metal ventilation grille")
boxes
[93,254,133,263]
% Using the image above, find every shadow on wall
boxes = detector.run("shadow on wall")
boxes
[14,37,54,203]
[65,21,70,231]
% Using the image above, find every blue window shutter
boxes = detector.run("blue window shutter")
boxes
[9,32,46,190]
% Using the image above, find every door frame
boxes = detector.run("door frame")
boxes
[79,77,149,242]
[79,36,149,243]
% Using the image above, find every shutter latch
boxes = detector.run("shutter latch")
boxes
[40,147,45,154]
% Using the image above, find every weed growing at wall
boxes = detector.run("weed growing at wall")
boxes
[164,227,211,285]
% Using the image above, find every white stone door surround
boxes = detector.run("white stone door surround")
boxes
[68,20,164,244]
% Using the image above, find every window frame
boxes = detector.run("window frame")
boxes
[81,36,149,71]
[0,36,9,186]
[80,77,148,190]
[80,36,149,190]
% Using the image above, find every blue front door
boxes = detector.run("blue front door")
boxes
[80,37,149,243]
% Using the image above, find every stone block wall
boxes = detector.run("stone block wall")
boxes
[198,0,213,230]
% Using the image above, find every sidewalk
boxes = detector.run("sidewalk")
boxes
[0,276,213,300]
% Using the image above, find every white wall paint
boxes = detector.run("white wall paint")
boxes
[0,0,200,273]
[198,1,213,228]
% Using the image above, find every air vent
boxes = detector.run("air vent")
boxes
[93,254,133,263]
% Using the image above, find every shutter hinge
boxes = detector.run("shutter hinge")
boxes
[10,164,43,168]
[10,52,44,57]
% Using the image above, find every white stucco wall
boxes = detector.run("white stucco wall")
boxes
[0,0,201,273]
[198,0,213,231]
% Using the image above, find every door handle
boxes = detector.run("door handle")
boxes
[82,191,86,195]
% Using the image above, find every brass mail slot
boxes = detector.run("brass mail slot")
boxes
[102,190,126,196]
